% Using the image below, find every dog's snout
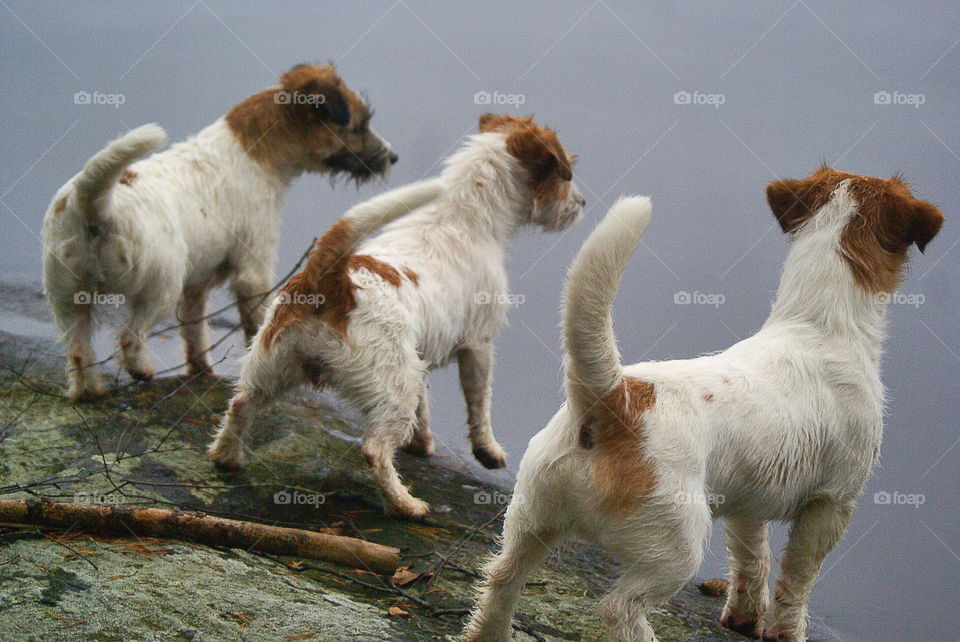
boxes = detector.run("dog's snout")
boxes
[388,150,399,165]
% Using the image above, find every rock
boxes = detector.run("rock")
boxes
[0,290,752,640]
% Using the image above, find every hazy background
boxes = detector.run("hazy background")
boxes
[1,2,958,639]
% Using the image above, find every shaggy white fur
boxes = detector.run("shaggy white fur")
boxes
[208,120,584,518]
[462,174,942,641]
[42,68,396,402]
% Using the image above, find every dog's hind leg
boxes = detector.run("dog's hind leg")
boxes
[763,498,853,642]
[119,299,159,382]
[458,341,507,469]
[179,285,211,376]
[54,298,105,402]
[461,501,561,641]
[208,340,301,469]
[402,390,435,458]
[721,517,770,638]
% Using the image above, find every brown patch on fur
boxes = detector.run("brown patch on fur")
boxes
[260,225,416,348]
[584,376,657,513]
[53,197,67,216]
[119,169,137,186]
[478,113,575,213]
[766,167,944,293]
[225,64,369,174]
[401,267,419,285]
[703,393,714,402]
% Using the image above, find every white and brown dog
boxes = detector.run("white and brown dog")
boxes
[42,64,397,402]
[207,114,584,518]
[463,168,943,641]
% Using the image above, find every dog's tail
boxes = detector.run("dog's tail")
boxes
[563,196,652,416]
[299,177,445,289]
[73,124,167,221]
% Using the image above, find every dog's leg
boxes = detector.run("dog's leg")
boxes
[402,390,435,458]
[457,342,507,469]
[461,523,560,641]
[56,301,105,402]
[119,302,157,382]
[721,518,770,638]
[763,499,853,641]
[179,286,211,376]
[233,270,272,345]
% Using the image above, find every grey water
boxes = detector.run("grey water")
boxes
[2,2,958,639]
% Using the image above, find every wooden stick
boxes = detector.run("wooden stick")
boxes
[0,498,399,575]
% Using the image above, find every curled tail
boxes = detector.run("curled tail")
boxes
[563,196,652,416]
[300,177,445,288]
[73,124,167,221]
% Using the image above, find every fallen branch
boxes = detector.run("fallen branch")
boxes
[0,498,399,575]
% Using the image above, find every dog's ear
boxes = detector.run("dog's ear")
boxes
[908,199,944,253]
[505,127,573,183]
[478,113,501,133]
[766,177,823,233]
[280,65,351,127]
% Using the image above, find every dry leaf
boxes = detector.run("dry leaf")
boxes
[388,606,410,618]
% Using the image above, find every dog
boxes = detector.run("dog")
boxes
[207,113,584,518]
[462,168,943,641]
[42,63,398,402]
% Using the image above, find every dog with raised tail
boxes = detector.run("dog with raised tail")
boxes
[462,169,943,641]
[42,63,397,402]
[208,113,584,518]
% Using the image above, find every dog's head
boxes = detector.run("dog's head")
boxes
[766,167,944,292]
[227,63,397,181]
[479,113,584,232]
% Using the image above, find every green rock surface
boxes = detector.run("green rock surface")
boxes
[0,282,753,641]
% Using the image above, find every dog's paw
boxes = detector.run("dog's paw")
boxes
[721,610,763,638]
[68,376,107,403]
[128,365,156,382]
[388,496,431,520]
[207,442,246,470]
[186,359,213,378]
[472,443,507,469]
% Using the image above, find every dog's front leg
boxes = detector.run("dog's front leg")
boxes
[721,517,770,638]
[179,286,211,376]
[232,270,273,345]
[763,499,853,641]
[457,341,507,469]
